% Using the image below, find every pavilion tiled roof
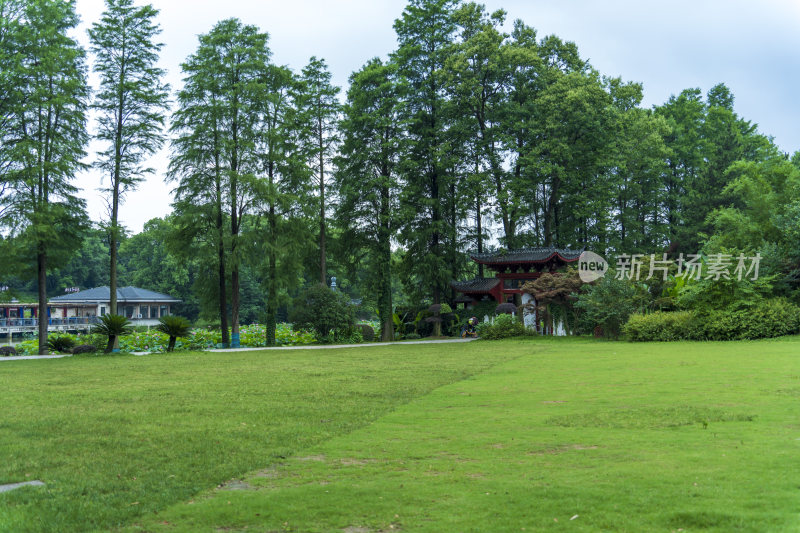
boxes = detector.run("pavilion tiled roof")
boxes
[470,247,582,265]
[49,286,180,303]
[450,278,500,294]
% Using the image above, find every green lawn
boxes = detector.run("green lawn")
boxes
[2,338,799,532]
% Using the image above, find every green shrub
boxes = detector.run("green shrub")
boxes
[16,340,38,355]
[347,329,364,344]
[625,299,800,341]
[623,311,696,342]
[47,335,77,354]
[0,345,17,356]
[576,276,650,339]
[355,323,375,342]
[156,316,192,352]
[479,314,531,340]
[289,284,356,343]
[92,314,133,352]
[405,332,421,340]
[468,300,499,322]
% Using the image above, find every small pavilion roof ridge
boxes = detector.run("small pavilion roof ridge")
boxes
[470,247,584,265]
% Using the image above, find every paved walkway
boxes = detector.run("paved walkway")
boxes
[209,338,476,353]
[0,338,476,361]
[0,354,72,361]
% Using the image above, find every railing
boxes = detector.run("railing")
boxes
[0,317,100,328]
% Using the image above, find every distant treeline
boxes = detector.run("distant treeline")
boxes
[2,0,799,347]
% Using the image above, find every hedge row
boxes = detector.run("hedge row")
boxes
[624,298,800,341]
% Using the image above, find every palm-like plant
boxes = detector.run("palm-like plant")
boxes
[47,335,76,354]
[92,314,133,353]
[156,316,192,352]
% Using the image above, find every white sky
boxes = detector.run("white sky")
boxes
[72,0,800,233]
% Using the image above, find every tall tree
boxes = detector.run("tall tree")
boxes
[335,58,401,341]
[0,0,89,354]
[252,65,313,345]
[170,18,269,347]
[297,57,340,285]
[0,0,24,210]
[88,0,169,317]
[393,0,460,332]
[446,3,520,248]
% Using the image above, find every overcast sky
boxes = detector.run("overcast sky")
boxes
[72,0,800,233]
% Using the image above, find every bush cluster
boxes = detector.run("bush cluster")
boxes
[355,323,375,342]
[0,346,17,356]
[71,344,98,355]
[477,314,533,340]
[47,335,76,354]
[624,311,696,342]
[289,284,356,342]
[624,298,800,341]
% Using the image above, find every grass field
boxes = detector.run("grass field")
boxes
[2,337,799,532]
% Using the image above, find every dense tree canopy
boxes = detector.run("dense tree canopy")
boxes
[2,0,799,337]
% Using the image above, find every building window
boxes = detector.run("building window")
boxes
[125,306,135,318]
[160,305,168,317]
[100,306,106,316]
[140,306,149,319]
[151,305,159,318]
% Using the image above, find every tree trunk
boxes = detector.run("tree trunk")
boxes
[168,336,176,352]
[319,125,327,285]
[217,229,229,347]
[379,181,394,342]
[230,102,240,348]
[266,202,278,347]
[110,55,125,317]
[109,195,120,351]
[476,194,484,279]
[109,225,117,316]
[431,169,442,338]
[213,123,229,347]
[37,248,48,355]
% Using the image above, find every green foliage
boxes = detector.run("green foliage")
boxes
[625,299,800,341]
[156,315,192,352]
[334,58,400,342]
[296,56,341,284]
[355,323,375,342]
[0,346,17,356]
[0,0,90,354]
[92,314,133,352]
[623,311,697,342]
[523,270,583,335]
[477,313,531,340]
[15,339,39,356]
[393,0,463,308]
[467,300,499,322]
[119,217,201,320]
[675,270,775,312]
[47,335,76,354]
[89,0,170,316]
[575,275,650,339]
[289,284,356,343]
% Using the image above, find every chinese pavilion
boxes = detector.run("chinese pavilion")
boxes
[451,247,582,306]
